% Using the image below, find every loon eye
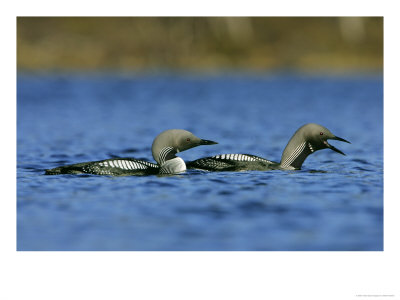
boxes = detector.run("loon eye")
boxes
[186,138,190,142]
[320,132,324,135]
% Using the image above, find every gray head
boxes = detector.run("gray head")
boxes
[280,123,350,169]
[151,129,217,165]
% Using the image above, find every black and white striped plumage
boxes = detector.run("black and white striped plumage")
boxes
[45,158,159,176]
[187,153,278,172]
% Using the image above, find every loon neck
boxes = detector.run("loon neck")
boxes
[279,135,314,170]
[156,146,178,165]
[159,157,186,174]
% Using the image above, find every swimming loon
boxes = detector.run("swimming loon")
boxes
[45,129,217,176]
[186,123,350,172]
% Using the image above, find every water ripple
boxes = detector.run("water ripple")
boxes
[17,74,383,251]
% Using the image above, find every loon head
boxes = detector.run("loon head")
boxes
[151,129,217,165]
[280,123,350,169]
[300,123,351,155]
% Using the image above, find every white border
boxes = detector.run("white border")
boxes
[3,1,398,300]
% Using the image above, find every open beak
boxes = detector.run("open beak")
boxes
[324,136,350,156]
[200,139,218,145]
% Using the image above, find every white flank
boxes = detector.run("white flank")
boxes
[160,157,186,174]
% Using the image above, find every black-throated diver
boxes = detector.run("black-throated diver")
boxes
[45,129,217,176]
[186,123,350,172]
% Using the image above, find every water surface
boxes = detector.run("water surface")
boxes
[17,72,383,250]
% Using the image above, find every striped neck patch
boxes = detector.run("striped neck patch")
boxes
[158,146,175,165]
[280,141,306,168]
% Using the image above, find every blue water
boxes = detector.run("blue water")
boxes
[17,72,383,251]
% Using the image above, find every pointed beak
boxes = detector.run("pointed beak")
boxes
[324,136,350,156]
[333,136,351,144]
[199,139,218,145]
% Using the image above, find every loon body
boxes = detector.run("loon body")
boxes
[45,129,217,176]
[187,123,350,172]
